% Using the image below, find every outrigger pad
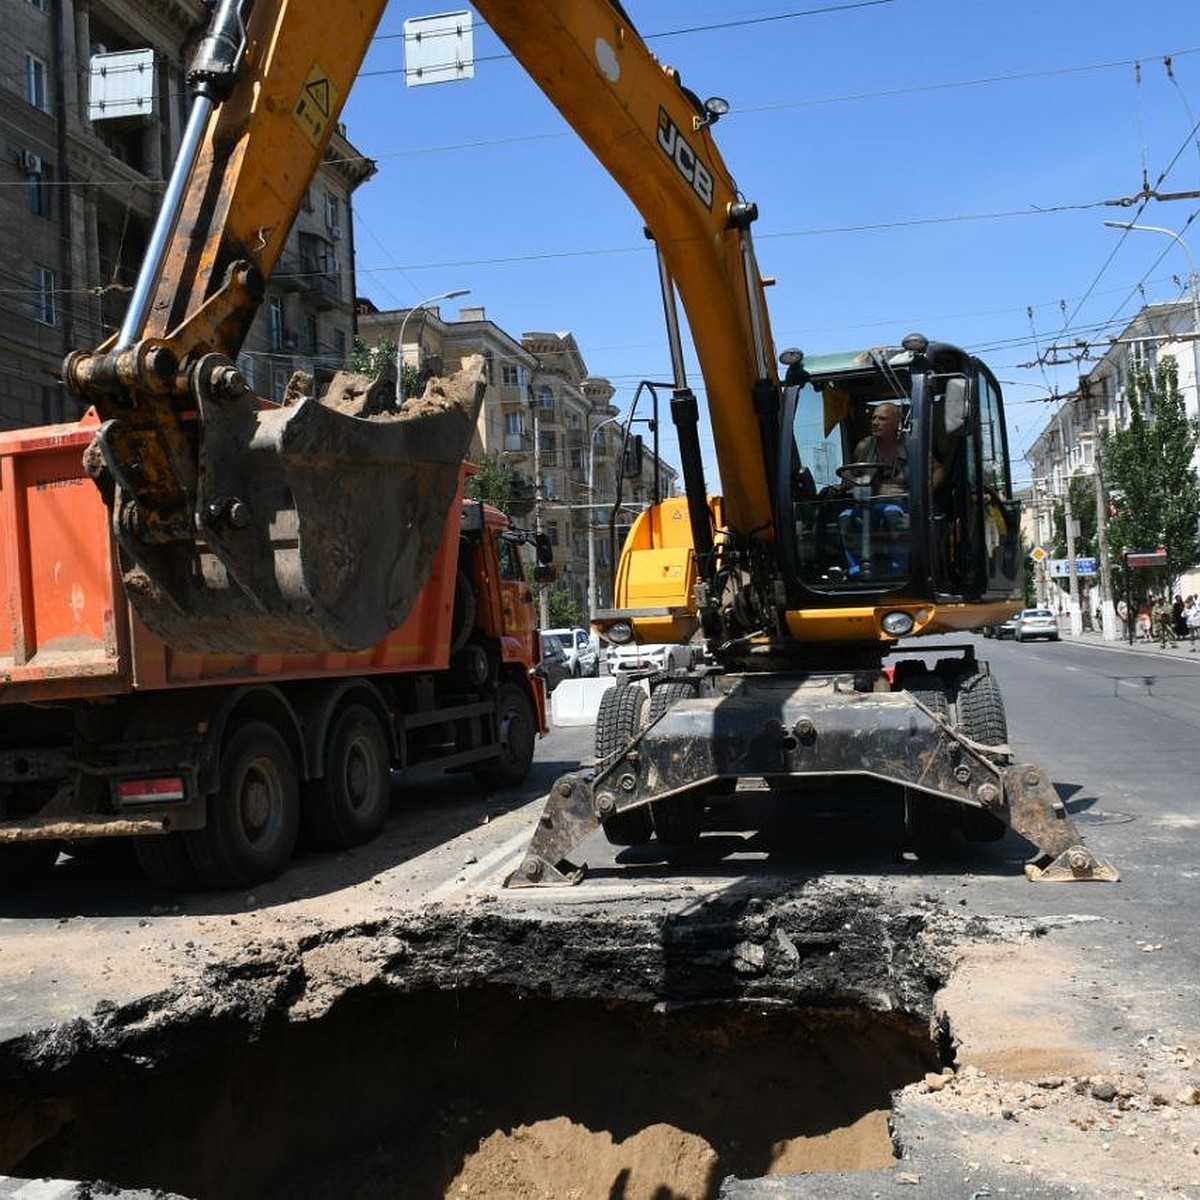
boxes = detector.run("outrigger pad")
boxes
[112,357,486,654]
[1025,846,1120,883]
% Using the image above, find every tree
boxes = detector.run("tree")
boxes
[465,453,514,512]
[1103,355,1200,594]
[347,336,420,399]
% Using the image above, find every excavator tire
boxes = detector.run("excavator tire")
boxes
[647,682,705,850]
[954,671,1009,842]
[595,684,652,846]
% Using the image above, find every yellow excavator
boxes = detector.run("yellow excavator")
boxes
[62,0,1112,883]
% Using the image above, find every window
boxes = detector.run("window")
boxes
[270,366,289,403]
[267,295,284,350]
[501,362,527,388]
[28,163,52,218]
[32,266,56,326]
[546,521,559,547]
[536,385,554,411]
[237,353,256,391]
[25,54,50,112]
[27,0,48,11]
[504,411,525,436]
[482,348,495,384]
[332,328,346,361]
[305,313,318,354]
[570,448,584,470]
[538,430,557,463]
[324,192,341,236]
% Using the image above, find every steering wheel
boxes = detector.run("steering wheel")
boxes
[835,462,884,489]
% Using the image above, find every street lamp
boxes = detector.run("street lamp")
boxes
[587,413,624,616]
[395,288,470,400]
[1103,220,1200,335]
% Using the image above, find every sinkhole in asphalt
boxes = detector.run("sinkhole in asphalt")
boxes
[2,986,939,1199]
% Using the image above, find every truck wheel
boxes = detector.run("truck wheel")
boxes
[0,841,59,894]
[304,704,392,849]
[134,834,199,889]
[186,721,300,889]
[647,682,705,849]
[595,684,652,846]
[955,672,1009,842]
[472,682,536,790]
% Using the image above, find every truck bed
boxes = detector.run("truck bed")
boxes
[1,420,462,705]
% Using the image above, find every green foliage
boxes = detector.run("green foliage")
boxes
[1103,356,1200,591]
[347,337,419,397]
[544,584,584,628]
[1051,475,1097,558]
[465,454,514,511]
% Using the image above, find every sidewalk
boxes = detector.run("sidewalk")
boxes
[1065,626,1200,658]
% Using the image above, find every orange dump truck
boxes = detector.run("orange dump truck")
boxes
[0,418,546,893]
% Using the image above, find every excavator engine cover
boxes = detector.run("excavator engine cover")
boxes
[91,357,486,655]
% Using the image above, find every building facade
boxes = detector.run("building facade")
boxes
[1024,298,1200,615]
[357,305,678,617]
[1,0,369,430]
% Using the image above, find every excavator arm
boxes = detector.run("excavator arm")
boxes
[64,0,484,654]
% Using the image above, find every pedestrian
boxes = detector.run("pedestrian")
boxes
[1187,595,1200,651]
[1151,594,1176,648]
[1173,594,1188,641]
[1136,601,1152,642]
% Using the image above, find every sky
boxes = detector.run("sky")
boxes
[339,1,1200,491]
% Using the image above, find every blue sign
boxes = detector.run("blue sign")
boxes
[1049,557,1097,578]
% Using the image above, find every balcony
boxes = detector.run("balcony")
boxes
[300,270,341,311]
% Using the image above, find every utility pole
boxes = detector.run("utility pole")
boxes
[530,387,548,629]
[1063,480,1082,635]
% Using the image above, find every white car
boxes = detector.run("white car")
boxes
[605,641,701,679]
[541,627,599,677]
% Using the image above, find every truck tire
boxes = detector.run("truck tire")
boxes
[0,840,59,894]
[595,684,652,846]
[303,703,392,849]
[955,672,1009,842]
[186,721,300,889]
[472,682,536,790]
[647,681,705,849]
[134,834,199,890]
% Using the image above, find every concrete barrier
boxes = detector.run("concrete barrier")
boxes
[550,675,614,727]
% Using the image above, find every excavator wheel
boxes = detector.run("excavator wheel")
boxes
[954,671,1010,842]
[595,684,652,846]
[647,682,706,850]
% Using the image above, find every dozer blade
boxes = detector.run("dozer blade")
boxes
[96,357,486,655]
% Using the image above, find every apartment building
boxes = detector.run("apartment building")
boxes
[357,304,678,614]
[1,0,369,430]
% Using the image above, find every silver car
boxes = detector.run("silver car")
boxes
[1013,608,1060,643]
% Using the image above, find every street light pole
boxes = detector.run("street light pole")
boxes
[394,288,470,401]
[1104,220,1200,333]
[587,413,623,617]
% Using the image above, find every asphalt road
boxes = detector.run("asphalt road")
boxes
[3,634,1200,1197]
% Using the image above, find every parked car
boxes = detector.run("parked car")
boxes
[984,613,1019,639]
[605,641,703,680]
[1013,607,1060,642]
[534,637,573,693]
[542,627,599,677]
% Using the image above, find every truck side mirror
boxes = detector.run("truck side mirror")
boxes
[535,532,553,565]
[943,377,969,435]
[533,565,556,583]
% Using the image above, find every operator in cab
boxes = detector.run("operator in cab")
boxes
[847,401,945,496]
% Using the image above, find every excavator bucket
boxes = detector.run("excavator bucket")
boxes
[92,357,486,655]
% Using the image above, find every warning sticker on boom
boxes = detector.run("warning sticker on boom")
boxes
[293,64,339,148]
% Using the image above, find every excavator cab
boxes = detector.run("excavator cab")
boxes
[779,336,1023,616]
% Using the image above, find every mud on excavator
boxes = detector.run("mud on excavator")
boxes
[58,0,1113,884]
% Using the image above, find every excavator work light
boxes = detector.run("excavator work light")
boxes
[881,611,915,636]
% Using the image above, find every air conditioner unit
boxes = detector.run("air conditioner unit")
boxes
[18,150,43,175]
[328,223,343,240]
